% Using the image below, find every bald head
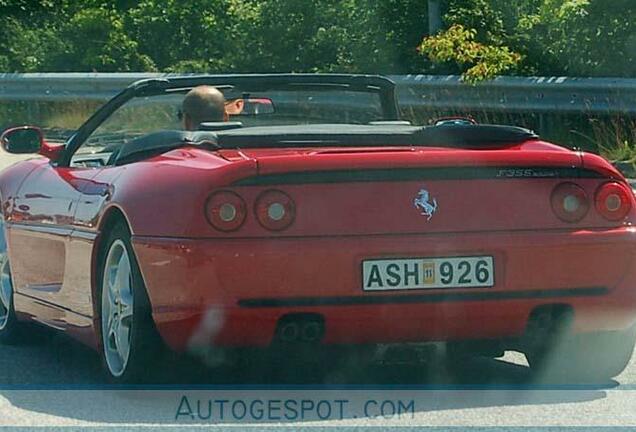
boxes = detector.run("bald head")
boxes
[182,86,228,130]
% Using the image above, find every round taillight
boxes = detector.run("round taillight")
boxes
[551,182,589,223]
[595,182,632,221]
[255,190,295,231]
[205,191,246,231]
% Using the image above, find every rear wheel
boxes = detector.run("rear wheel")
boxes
[525,325,636,383]
[99,223,162,383]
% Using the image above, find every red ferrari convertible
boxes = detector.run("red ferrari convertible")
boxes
[0,74,635,383]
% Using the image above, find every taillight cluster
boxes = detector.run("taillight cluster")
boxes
[205,189,295,232]
[255,190,295,231]
[205,191,247,232]
[594,182,633,221]
[551,183,589,223]
[551,181,632,223]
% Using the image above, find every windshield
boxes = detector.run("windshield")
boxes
[75,87,385,156]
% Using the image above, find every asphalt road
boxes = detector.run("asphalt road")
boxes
[1,153,636,429]
[2,330,636,428]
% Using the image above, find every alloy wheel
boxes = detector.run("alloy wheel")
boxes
[101,240,135,377]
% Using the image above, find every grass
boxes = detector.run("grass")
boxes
[0,100,101,139]
[591,118,636,162]
[41,101,100,130]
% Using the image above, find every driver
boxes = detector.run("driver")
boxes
[225,97,245,116]
[181,86,228,130]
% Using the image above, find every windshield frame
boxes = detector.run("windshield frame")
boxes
[59,74,399,167]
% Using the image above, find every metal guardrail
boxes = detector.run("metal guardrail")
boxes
[0,73,151,101]
[0,73,635,115]
[396,75,636,115]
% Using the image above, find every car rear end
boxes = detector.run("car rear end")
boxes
[131,140,636,360]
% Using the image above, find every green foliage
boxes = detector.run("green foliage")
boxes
[224,0,428,73]
[0,0,431,74]
[445,0,507,43]
[0,0,633,78]
[52,8,156,71]
[432,0,636,78]
[419,24,522,82]
[527,0,636,77]
[124,0,230,71]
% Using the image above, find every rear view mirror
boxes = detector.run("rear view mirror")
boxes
[226,98,275,116]
[1,126,44,154]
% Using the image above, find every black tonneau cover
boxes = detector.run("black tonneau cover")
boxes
[214,124,538,148]
[115,124,539,164]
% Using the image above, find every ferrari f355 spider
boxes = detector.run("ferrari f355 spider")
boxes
[1,74,635,383]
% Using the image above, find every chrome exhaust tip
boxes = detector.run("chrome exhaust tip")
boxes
[278,322,300,343]
[301,321,322,342]
[275,314,325,344]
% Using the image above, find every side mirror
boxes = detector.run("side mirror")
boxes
[1,126,65,161]
[1,126,44,154]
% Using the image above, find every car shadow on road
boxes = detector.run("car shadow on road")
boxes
[0,332,615,425]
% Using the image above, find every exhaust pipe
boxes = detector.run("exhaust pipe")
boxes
[279,322,300,343]
[275,314,325,344]
[301,321,322,342]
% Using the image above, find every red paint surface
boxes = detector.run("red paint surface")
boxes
[133,227,636,350]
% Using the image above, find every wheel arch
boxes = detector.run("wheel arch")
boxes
[91,205,135,338]
[91,207,164,380]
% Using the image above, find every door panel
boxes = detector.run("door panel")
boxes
[8,225,67,300]
[8,164,98,308]
[8,162,125,333]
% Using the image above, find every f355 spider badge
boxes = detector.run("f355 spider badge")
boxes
[414,189,438,220]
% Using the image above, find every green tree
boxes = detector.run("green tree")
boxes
[0,0,634,78]
[418,24,522,82]
[524,0,636,76]
[50,7,156,71]
[431,0,636,78]
[225,0,429,73]
[0,1,68,72]
[125,0,232,72]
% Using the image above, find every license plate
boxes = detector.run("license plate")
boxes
[362,256,494,291]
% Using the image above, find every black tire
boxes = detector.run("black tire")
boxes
[0,214,27,345]
[98,223,163,383]
[525,325,636,383]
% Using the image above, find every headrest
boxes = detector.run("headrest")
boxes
[199,121,243,131]
[368,120,412,126]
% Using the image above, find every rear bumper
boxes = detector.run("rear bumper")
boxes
[132,228,636,351]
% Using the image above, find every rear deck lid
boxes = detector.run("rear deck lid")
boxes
[218,146,631,237]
